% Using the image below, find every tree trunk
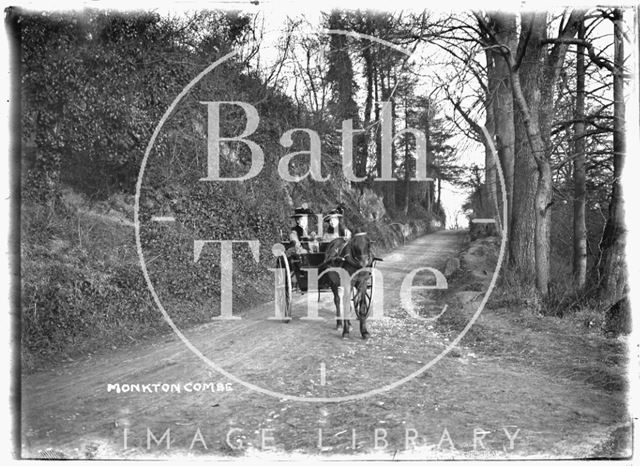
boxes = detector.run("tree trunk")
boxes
[374,61,382,187]
[511,72,553,294]
[424,99,432,213]
[382,70,396,211]
[361,35,375,179]
[425,182,432,213]
[508,10,583,295]
[534,158,553,295]
[403,97,411,215]
[597,8,627,307]
[509,13,545,282]
[327,11,361,183]
[573,20,587,289]
[487,12,516,234]
[484,49,502,235]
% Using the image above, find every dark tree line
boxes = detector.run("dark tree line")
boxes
[280,10,460,223]
[444,8,629,310]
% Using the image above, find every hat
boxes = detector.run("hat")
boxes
[323,208,343,222]
[290,207,314,218]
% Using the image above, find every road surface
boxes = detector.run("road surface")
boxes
[20,230,628,459]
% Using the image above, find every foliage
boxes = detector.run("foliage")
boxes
[18,9,253,200]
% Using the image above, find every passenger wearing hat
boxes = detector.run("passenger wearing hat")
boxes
[289,207,314,250]
[322,207,351,242]
[287,207,314,290]
[290,207,312,243]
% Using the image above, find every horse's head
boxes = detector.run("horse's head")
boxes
[348,232,373,269]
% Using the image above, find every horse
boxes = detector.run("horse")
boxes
[319,232,375,339]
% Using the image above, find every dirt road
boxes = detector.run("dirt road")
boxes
[20,230,630,459]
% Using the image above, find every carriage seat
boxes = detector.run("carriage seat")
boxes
[300,241,331,266]
[290,239,332,254]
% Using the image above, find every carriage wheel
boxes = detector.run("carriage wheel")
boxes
[275,256,292,321]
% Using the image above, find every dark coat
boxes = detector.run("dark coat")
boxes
[291,225,307,240]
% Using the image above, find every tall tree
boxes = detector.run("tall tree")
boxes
[483,50,501,233]
[499,12,546,282]
[596,8,627,306]
[478,9,585,294]
[402,94,414,215]
[326,10,362,181]
[360,14,375,180]
[486,12,516,236]
[573,19,587,289]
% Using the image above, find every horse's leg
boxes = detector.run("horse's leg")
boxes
[359,317,369,340]
[336,285,350,337]
[332,284,342,330]
[355,281,370,340]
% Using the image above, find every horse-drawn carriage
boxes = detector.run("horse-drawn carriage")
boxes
[273,211,381,338]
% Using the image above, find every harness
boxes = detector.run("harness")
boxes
[322,233,373,270]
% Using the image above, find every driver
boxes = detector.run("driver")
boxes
[289,207,313,251]
[287,207,314,291]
